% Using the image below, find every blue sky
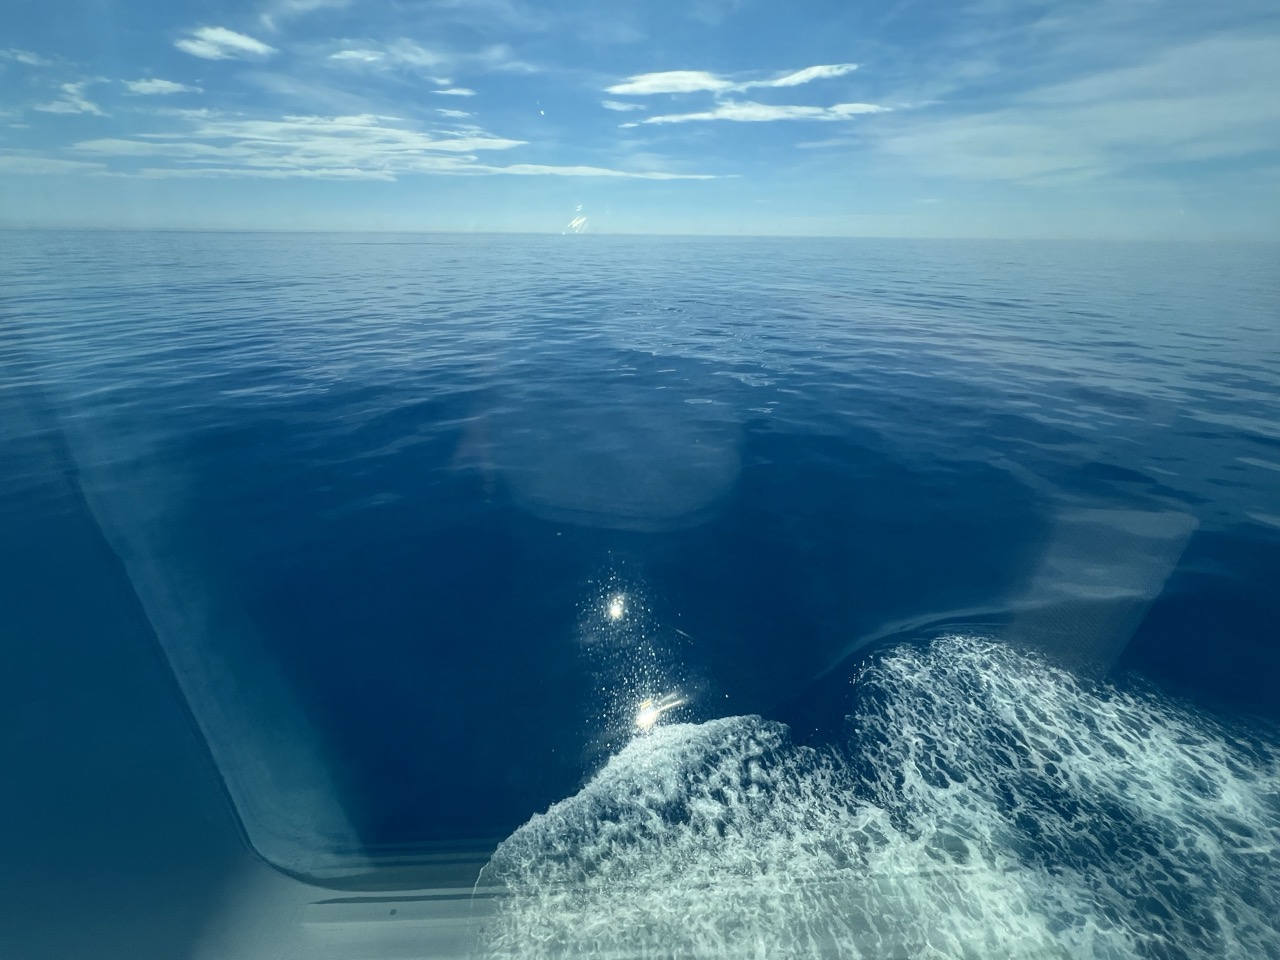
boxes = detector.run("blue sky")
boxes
[2,0,1278,237]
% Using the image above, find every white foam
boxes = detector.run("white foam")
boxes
[471,637,1280,959]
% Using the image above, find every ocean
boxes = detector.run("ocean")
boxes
[3,230,1279,956]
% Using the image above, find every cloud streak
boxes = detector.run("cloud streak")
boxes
[35,82,106,116]
[325,40,537,77]
[176,27,277,61]
[2,48,55,67]
[329,41,446,68]
[642,100,890,124]
[66,112,716,181]
[0,152,105,174]
[259,0,349,32]
[329,49,393,64]
[765,64,859,87]
[124,78,203,95]
[472,163,715,180]
[875,32,1280,183]
[606,63,858,96]
[608,70,734,95]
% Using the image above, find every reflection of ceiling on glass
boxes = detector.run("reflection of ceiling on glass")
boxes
[485,377,743,531]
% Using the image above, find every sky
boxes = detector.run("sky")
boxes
[1,0,1278,237]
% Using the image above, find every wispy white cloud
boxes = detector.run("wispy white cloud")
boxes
[328,49,390,64]
[67,115,519,179]
[606,63,858,96]
[643,100,890,124]
[124,78,204,95]
[62,112,713,180]
[471,44,539,74]
[438,108,472,118]
[113,160,715,181]
[420,0,547,35]
[794,135,857,149]
[259,0,349,32]
[875,32,1280,183]
[240,69,388,116]
[602,100,648,112]
[175,27,277,61]
[0,151,105,174]
[473,163,715,179]
[607,70,733,95]
[328,39,447,69]
[2,48,55,67]
[149,107,215,120]
[325,40,536,76]
[687,0,743,26]
[123,165,397,180]
[434,88,476,97]
[35,82,106,116]
[766,64,858,87]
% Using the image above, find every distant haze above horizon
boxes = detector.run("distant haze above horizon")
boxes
[2,0,1278,239]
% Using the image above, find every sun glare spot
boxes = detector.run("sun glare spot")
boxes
[635,692,686,732]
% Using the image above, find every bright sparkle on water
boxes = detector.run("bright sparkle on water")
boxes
[606,595,625,621]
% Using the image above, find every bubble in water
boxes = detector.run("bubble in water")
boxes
[470,636,1280,960]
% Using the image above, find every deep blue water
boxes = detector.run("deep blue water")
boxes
[3,232,1279,950]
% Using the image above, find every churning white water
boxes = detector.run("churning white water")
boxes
[472,637,1280,959]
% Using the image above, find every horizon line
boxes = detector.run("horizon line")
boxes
[1,225,1273,243]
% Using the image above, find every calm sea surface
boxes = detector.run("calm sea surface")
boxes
[3,231,1279,955]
